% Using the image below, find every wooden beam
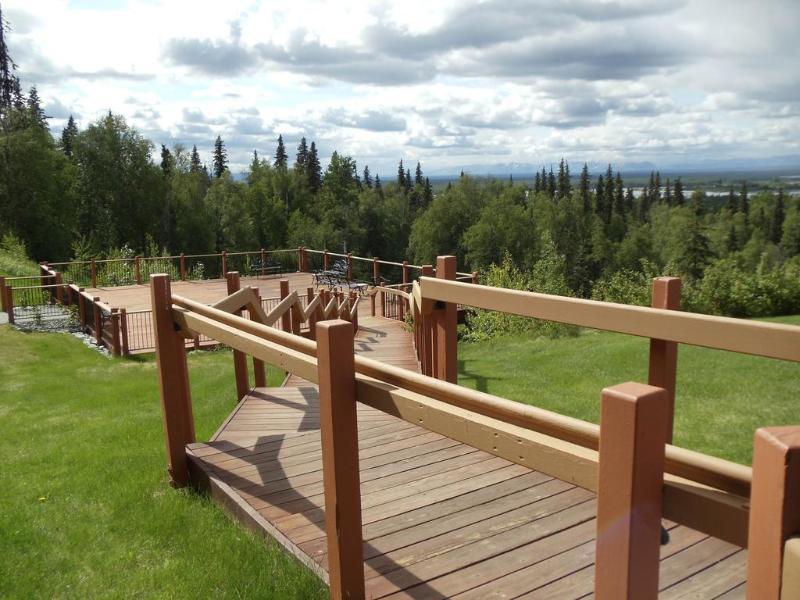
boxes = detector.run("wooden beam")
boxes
[150,274,195,487]
[782,538,800,599]
[419,277,800,362]
[595,383,668,600]
[747,427,800,598]
[434,256,457,383]
[226,272,250,400]
[421,265,434,376]
[317,320,365,599]
[251,287,267,388]
[280,279,291,333]
[648,277,681,442]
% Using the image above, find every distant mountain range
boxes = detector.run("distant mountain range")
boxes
[425,155,800,178]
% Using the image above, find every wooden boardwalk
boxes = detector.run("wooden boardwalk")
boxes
[187,316,747,598]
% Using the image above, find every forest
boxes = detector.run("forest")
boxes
[1,18,800,324]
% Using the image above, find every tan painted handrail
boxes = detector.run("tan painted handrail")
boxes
[420,277,800,362]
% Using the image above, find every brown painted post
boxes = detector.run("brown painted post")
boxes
[90,259,97,288]
[399,261,408,321]
[434,256,458,383]
[421,265,434,376]
[0,276,6,312]
[135,256,142,285]
[324,250,330,271]
[110,309,121,357]
[648,277,681,442]
[92,297,102,346]
[373,256,379,285]
[55,272,64,304]
[307,287,317,341]
[119,308,129,356]
[226,272,250,400]
[381,289,386,317]
[370,287,376,316]
[346,253,353,281]
[180,253,187,281]
[78,290,86,329]
[220,251,228,279]
[260,248,266,278]
[252,287,267,388]
[279,279,291,333]
[595,382,668,600]
[350,291,359,332]
[471,271,479,285]
[4,284,14,324]
[150,274,195,487]
[316,320,365,600]
[746,427,800,598]
[297,246,303,272]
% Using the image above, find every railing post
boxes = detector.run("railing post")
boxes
[471,271,479,285]
[316,320,365,600]
[135,256,142,285]
[347,253,353,281]
[747,427,800,598]
[226,272,250,400]
[279,279,291,333]
[307,286,317,341]
[373,256,379,285]
[434,256,458,383]
[119,308,129,356]
[93,297,102,346]
[648,276,681,442]
[370,289,376,317]
[324,250,330,271]
[110,308,121,357]
[421,265,434,376]
[91,258,97,288]
[297,246,303,272]
[596,382,668,600]
[350,291,359,332]
[4,283,14,324]
[221,251,228,279]
[78,289,86,329]
[0,276,6,312]
[381,289,386,317]
[180,253,187,281]
[55,272,64,304]
[251,286,267,388]
[150,274,195,487]
[260,248,267,278]
[399,261,408,321]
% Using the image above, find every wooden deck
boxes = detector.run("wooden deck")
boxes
[187,316,747,598]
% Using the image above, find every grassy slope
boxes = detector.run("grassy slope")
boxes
[458,315,800,465]
[0,247,40,277]
[0,327,326,599]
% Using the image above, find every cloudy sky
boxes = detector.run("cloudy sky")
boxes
[4,0,800,176]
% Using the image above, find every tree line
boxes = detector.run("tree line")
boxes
[1,7,799,322]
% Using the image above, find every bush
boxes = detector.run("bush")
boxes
[590,260,659,307]
[0,234,39,277]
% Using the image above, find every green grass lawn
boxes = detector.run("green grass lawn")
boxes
[458,315,800,465]
[0,326,326,599]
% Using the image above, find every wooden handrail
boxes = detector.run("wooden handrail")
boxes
[167,294,751,498]
[420,277,800,362]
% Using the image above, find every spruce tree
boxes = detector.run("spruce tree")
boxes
[160,144,174,178]
[674,178,685,206]
[664,178,672,206]
[739,181,749,216]
[654,171,662,203]
[595,175,606,220]
[397,159,405,188]
[26,86,47,127]
[727,187,737,212]
[772,189,786,244]
[579,163,590,212]
[374,174,382,193]
[406,168,412,193]
[0,5,17,112]
[212,135,227,178]
[363,165,372,188]
[423,177,433,207]
[274,134,287,169]
[60,115,78,157]
[534,171,541,194]
[613,172,624,216]
[648,171,656,204]
[294,136,308,175]
[190,145,202,173]
[624,187,635,215]
[547,167,556,198]
[415,161,423,186]
[306,141,322,193]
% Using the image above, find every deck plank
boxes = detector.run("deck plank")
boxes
[186,315,748,598]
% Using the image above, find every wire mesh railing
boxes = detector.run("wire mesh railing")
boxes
[8,284,78,330]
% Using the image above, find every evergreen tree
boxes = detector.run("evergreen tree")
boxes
[406,168,412,193]
[664,178,672,206]
[579,163,590,212]
[190,144,202,173]
[613,172,624,216]
[212,135,227,178]
[374,174,382,194]
[363,165,372,188]
[397,159,405,188]
[0,4,17,112]
[274,134,287,169]
[653,171,661,203]
[60,115,78,157]
[26,86,47,128]
[772,189,786,244]
[294,136,308,174]
[604,165,614,211]
[160,144,174,178]
[556,158,570,200]
[423,177,434,207]
[624,187,635,215]
[638,184,651,222]
[534,171,541,194]
[306,141,322,193]
[674,178,685,206]
[648,171,656,203]
[739,181,749,216]
[415,161,423,186]
[595,175,606,221]
[547,167,556,198]
[727,187,737,212]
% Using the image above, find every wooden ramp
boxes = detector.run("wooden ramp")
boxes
[187,316,747,598]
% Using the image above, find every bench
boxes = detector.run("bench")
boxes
[250,257,282,278]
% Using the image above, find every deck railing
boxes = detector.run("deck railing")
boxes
[150,259,800,599]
